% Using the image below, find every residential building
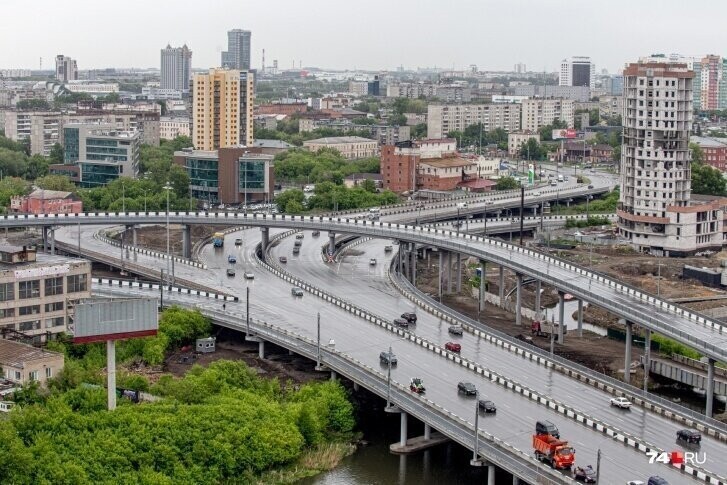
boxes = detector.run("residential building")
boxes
[343,173,383,189]
[0,245,91,343]
[221,29,252,70]
[160,44,192,92]
[141,87,184,100]
[691,136,727,171]
[386,82,471,102]
[0,69,31,78]
[160,116,191,140]
[433,85,472,103]
[700,55,723,111]
[380,139,457,193]
[255,102,307,116]
[511,85,591,102]
[10,189,82,214]
[250,139,295,156]
[557,142,613,163]
[417,156,478,191]
[427,103,521,139]
[492,95,529,104]
[403,113,426,126]
[599,95,624,120]
[617,60,727,256]
[348,80,369,96]
[173,146,274,204]
[560,56,595,88]
[192,68,254,150]
[521,98,575,131]
[55,123,141,187]
[320,95,356,110]
[64,81,119,94]
[508,131,540,156]
[0,339,64,386]
[603,75,624,96]
[55,55,77,83]
[303,136,378,159]
[298,119,410,146]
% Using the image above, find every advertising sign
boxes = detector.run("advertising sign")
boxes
[528,164,535,185]
[552,129,577,140]
[73,297,158,344]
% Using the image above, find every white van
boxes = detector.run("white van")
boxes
[303,184,315,193]
[456,202,468,209]
[557,174,564,183]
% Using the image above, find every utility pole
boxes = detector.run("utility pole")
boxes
[316,312,321,368]
[386,345,393,408]
[471,390,480,465]
[595,449,601,484]
[519,186,525,246]
[246,286,250,335]
[159,269,164,310]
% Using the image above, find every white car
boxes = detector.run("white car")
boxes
[369,258,377,266]
[610,397,632,409]
[626,481,645,485]
[244,271,254,280]
[532,191,541,196]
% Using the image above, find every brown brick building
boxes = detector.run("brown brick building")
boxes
[255,103,308,116]
[381,139,458,193]
[417,157,478,191]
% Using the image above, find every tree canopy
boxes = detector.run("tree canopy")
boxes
[446,125,508,151]
[274,148,379,185]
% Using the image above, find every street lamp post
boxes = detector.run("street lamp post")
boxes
[121,182,125,213]
[386,345,393,408]
[163,182,173,288]
[470,390,480,466]
[142,189,148,212]
[586,195,593,218]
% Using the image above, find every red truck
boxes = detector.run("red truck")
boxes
[532,434,575,469]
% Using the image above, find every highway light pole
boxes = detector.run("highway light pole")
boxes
[246,286,250,335]
[122,181,125,213]
[163,182,172,288]
[519,186,524,246]
[386,345,393,408]
[470,390,480,466]
[595,449,601,484]
[316,312,321,368]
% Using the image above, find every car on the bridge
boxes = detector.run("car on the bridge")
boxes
[646,477,669,485]
[312,231,320,237]
[379,350,397,366]
[448,325,463,336]
[532,191,541,196]
[291,287,304,297]
[478,399,496,413]
[295,233,304,239]
[294,240,302,247]
[536,420,560,438]
[393,318,409,328]
[369,258,377,266]
[588,184,594,189]
[292,247,300,255]
[626,481,645,485]
[676,429,701,445]
[384,245,393,252]
[401,312,417,324]
[228,255,237,263]
[445,341,461,353]
[226,268,235,277]
[279,256,287,263]
[573,465,596,482]
[457,381,477,395]
[610,396,632,409]
[410,377,425,393]
[234,238,243,246]
[244,271,254,280]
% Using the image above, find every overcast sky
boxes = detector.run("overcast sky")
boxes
[2,0,725,73]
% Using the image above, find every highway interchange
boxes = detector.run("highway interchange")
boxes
[45,169,727,484]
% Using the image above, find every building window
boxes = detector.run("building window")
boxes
[67,274,88,293]
[18,280,40,299]
[45,316,64,328]
[45,277,64,296]
[45,301,64,312]
[19,305,40,316]
[46,367,52,378]
[19,320,40,331]
[29,370,39,382]
[14,371,21,381]
[0,308,14,319]
[0,282,14,302]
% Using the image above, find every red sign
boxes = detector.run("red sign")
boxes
[552,129,577,140]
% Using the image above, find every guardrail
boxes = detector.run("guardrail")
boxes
[94,230,208,269]
[387,257,727,442]
[4,212,725,361]
[91,277,238,302]
[427,213,618,228]
[258,232,725,483]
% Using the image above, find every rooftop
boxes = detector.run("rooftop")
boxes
[419,157,476,169]
[0,249,87,271]
[0,339,63,369]
[304,136,377,144]
[344,172,382,181]
[691,136,727,149]
[252,139,295,149]
[458,178,497,189]
[27,189,75,200]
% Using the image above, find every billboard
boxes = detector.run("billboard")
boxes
[73,297,158,344]
[552,129,577,140]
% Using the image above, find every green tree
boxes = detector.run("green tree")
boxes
[361,178,377,193]
[276,188,306,212]
[412,123,427,139]
[495,176,519,190]
[0,177,30,209]
[15,98,51,110]
[49,142,64,163]
[0,148,29,177]
[690,142,704,164]
[35,174,77,192]
[691,162,726,196]
[25,154,49,180]
[519,138,545,160]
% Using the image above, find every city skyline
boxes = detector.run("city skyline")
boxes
[1,0,726,73]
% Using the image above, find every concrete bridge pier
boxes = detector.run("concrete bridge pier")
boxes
[330,370,337,381]
[182,224,191,259]
[456,253,462,293]
[50,227,55,255]
[353,382,359,392]
[389,415,449,454]
[398,243,403,276]
[132,225,138,246]
[577,299,583,337]
[446,251,452,294]
[478,260,486,313]
[643,328,651,392]
[245,335,264,358]
[557,291,565,343]
[624,320,633,384]
[261,227,269,256]
[328,231,336,258]
[42,226,48,253]
[515,273,523,327]
[498,265,505,307]
[534,280,542,320]
[409,243,417,284]
[707,358,716,417]
[438,251,444,300]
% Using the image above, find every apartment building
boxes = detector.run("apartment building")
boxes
[617,60,727,256]
[599,95,624,120]
[427,103,521,139]
[0,246,91,343]
[507,131,540,156]
[303,136,378,159]
[173,146,274,204]
[0,339,64,386]
[386,82,471,102]
[160,116,191,140]
[380,138,457,193]
[55,54,77,83]
[511,85,591,102]
[560,56,595,88]
[221,29,252,70]
[691,136,727,171]
[192,68,254,150]
[521,99,575,131]
[160,44,192,92]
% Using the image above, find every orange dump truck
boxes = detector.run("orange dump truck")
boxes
[532,433,575,469]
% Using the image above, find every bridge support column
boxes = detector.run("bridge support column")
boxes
[706,358,716,418]
[410,244,416,284]
[398,244,403,276]
[498,265,505,307]
[182,225,191,259]
[513,476,520,485]
[643,328,651,392]
[557,291,565,343]
[456,253,462,293]
[478,260,486,313]
[424,423,431,440]
[446,251,452,294]
[353,382,359,392]
[487,463,495,485]
[399,411,408,447]
[330,370,337,382]
[438,251,444,301]
[261,227,269,255]
[624,321,633,384]
[577,299,583,337]
[50,228,55,255]
[515,273,523,327]
[258,340,265,359]
[328,232,336,258]
[42,226,48,253]
[132,225,138,246]
[534,280,542,320]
